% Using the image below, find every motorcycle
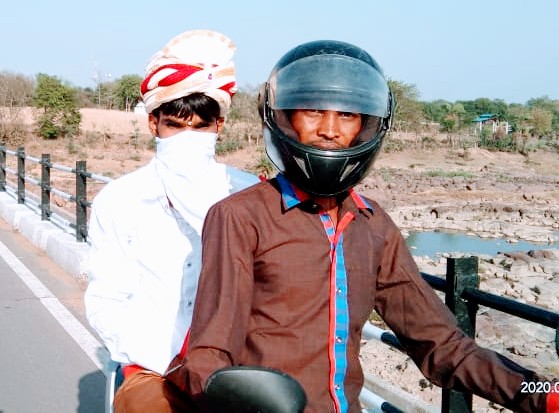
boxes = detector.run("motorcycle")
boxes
[106,362,403,412]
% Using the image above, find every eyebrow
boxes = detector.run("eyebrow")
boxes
[164,118,188,127]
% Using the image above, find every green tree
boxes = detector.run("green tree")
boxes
[507,104,531,135]
[114,74,143,111]
[527,95,559,133]
[33,73,81,139]
[458,98,509,123]
[387,79,424,133]
[440,102,466,133]
[529,107,553,137]
[422,99,451,124]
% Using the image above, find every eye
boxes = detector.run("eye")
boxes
[301,109,324,117]
[338,111,360,119]
[165,120,183,128]
[193,121,211,129]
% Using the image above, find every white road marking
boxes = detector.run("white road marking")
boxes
[0,240,110,377]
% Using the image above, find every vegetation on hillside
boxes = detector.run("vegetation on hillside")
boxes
[0,72,34,146]
[0,71,558,155]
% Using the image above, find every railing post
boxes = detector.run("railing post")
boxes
[41,154,51,221]
[75,160,88,242]
[17,146,25,204]
[0,144,6,191]
[441,256,479,413]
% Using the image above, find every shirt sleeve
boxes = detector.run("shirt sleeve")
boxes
[372,216,547,412]
[226,165,260,193]
[165,199,256,400]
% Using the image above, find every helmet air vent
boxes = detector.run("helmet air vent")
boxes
[339,161,360,182]
[294,156,310,178]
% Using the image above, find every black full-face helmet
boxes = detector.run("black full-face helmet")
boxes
[259,40,394,197]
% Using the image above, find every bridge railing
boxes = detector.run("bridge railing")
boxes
[1,145,557,412]
[360,256,559,412]
[0,145,112,242]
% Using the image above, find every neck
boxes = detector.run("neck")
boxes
[312,195,339,226]
[312,195,337,210]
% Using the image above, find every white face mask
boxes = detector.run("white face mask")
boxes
[155,130,219,175]
[153,130,230,234]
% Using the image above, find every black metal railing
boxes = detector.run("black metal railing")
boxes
[0,145,112,242]
[362,257,559,412]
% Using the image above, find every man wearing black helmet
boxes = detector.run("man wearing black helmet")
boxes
[166,40,558,412]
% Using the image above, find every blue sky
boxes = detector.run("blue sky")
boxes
[1,0,558,103]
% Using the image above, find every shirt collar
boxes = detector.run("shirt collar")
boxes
[276,173,374,213]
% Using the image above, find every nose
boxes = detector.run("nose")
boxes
[316,111,341,140]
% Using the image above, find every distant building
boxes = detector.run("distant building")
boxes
[472,113,510,135]
[133,101,147,115]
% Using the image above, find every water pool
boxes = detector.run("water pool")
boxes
[405,230,558,258]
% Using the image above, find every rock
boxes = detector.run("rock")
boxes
[411,249,559,380]
[504,251,530,261]
[528,249,559,259]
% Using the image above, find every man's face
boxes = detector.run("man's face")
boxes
[148,113,224,139]
[290,109,362,149]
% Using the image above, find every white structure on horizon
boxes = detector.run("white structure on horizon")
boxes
[133,101,147,115]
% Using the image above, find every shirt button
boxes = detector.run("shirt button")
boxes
[334,384,341,391]
[335,336,343,343]
[336,288,343,295]
[186,262,192,268]
[187,301,192,306]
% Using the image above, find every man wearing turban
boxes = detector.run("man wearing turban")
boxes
[84,29,258,413]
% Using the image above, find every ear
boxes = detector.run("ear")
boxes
[216,117,225,134]
[148,113,158,137]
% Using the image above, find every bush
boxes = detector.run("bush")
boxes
[0,72,34,146]
[251,148,276,178]
[0,115,28,147]
[216,138,245,155]
[33,73,81,139]
[381,136,405,152]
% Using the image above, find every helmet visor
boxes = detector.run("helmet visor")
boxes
[270,54,391,117]
[267,106,385,150]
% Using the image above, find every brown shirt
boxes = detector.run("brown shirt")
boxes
[167,175,546,412]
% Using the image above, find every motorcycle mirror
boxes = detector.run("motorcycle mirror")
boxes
[204,365,307,413]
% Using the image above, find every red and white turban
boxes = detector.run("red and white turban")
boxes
[141,29,237,116]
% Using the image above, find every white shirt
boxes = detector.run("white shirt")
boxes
[84,159,258,375]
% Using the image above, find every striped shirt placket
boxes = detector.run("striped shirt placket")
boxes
[319,211,354,413]
[277,174,370,412]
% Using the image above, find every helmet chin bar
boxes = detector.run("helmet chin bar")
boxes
[287,138,383,197]
[265,120,385,197]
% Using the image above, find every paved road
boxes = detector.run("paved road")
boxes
[0,218,107,413]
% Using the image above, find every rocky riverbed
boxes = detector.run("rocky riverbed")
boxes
[352,146,559,412]
[360,248,559,412]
